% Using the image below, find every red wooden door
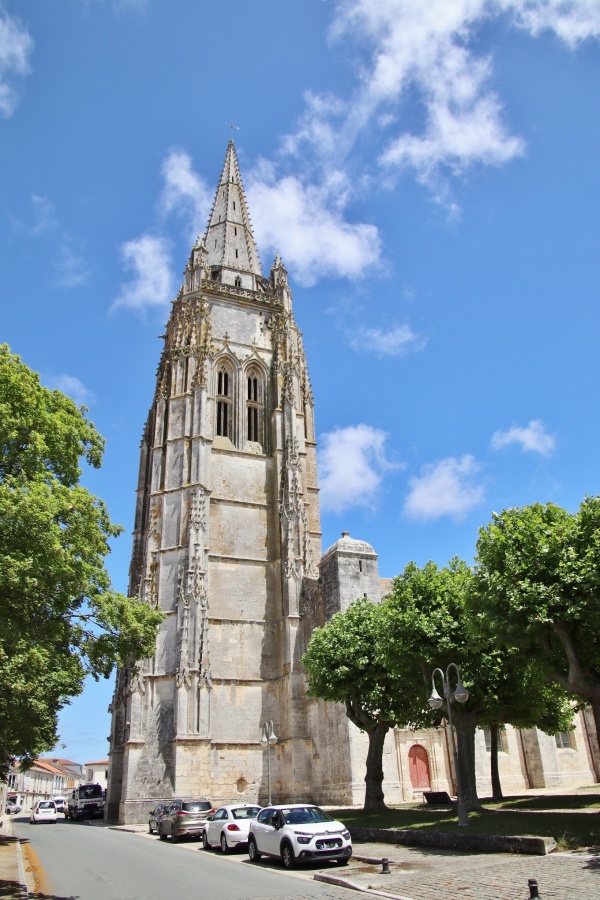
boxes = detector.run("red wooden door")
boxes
[408,744,431,789]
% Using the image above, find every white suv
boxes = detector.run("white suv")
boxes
[247,804,352,869]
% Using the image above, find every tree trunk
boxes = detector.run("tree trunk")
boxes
[363,721,390,811]
[453,710,483,812]
[590,698,600,759]
[490,723,503,801]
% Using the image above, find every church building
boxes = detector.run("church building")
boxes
[106,143,598,823]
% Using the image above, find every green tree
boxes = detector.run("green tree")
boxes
[382,560,573,810]
[0,344,163,778]
[302,598,423,811]
[473,499,600,741]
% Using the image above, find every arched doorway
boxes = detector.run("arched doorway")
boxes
[408,744,431,789]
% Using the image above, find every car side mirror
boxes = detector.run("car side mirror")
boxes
[206,814,214,821]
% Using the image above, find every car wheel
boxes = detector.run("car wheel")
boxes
[281,841,296,870]
[248,836,261,862]
[220,832,230,854]
[148,823,153,834]
[171,826,179,844]
[202,830,211,850]
[159,826,167,841]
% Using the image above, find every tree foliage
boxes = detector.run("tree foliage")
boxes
[303,555,574,813]
[473,498,600,739]
[302,598,420,810]
[382,559,573,809]
[0,344,163,777]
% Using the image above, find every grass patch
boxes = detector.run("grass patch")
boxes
[332,795,600,851]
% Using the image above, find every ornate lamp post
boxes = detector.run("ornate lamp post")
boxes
[260,721,278,805]
[428,663,470,828]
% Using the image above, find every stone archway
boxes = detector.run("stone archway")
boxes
[408,744,431,789]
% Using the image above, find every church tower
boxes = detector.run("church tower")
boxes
[107,142,322,823]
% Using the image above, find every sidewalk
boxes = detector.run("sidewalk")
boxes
[316,839,600,900]
[0,816,28,900]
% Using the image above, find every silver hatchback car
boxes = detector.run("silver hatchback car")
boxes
[158,799,213,843]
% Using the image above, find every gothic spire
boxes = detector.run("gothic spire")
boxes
[203,140,262,280]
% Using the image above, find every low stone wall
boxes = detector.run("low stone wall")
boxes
[350,825,556,856]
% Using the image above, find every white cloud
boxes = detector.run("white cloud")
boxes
[14,196,89,288]
[318,424,398,514]
[160,149,213,242]
[404,454,484,521]
[0,9,33,117]
[112,235,175,312]
[503,0,600,47]
[54,244,90,289]
[490,419,555,455]
[29,195,58,234]
[276,0,600,203]
[330,1,526,188]
[248,173,382,287]
[49,375,95,406]
[349,323,426,356]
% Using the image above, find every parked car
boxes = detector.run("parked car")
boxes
[158,799,213,843]
[5,801,21,815]
[202,804,262,853]
[247,804,352,869]
[148,803,168,835]
[30,800,58,824]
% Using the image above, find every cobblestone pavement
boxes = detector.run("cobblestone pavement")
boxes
[323,840,600,899]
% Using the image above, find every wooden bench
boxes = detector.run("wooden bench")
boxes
[422,790,454,806]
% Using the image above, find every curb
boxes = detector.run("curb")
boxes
[15,840,29,900]
[349,826,556,856]
[314,871,415,900]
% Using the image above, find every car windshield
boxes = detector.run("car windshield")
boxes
[182,801,212,813]
[232,806,261,820]
[281,806,333,825]
[79,785,102,799]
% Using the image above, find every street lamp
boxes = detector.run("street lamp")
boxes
[428,663,470,828]
[260,720,278,805]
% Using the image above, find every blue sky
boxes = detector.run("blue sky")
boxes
[2,0,600,765]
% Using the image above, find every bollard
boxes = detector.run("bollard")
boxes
[381,858,391,874]
[528,879,541,898]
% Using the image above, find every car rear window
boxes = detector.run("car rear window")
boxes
[182,801,212,812]
[39,802,55,809]
[232,806,261,819]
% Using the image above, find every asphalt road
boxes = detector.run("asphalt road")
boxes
[13,817,353,900]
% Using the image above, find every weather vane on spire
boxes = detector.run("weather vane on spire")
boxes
[225,122,240,140]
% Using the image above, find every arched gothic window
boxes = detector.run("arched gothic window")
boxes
[216,364,233,439]
[246,368,263,445]
[234,276,241,287]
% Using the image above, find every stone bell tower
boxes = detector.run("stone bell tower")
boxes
[106,141,322,823]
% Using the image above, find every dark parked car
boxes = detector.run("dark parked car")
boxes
[148,803,168,835]
[158,799,213,843]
